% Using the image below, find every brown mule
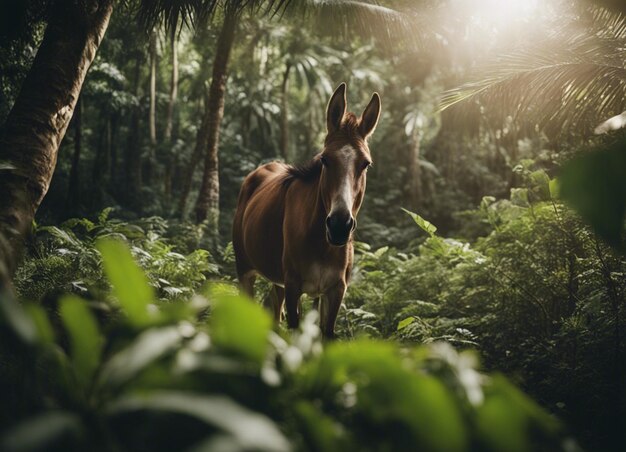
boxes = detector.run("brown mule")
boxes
[232,83,381,338]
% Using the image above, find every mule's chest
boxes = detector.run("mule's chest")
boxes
[300,262,345,296]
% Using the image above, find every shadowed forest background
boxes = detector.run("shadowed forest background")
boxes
[1,0,626,451]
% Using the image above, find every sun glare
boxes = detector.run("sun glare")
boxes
[466,0,541,30]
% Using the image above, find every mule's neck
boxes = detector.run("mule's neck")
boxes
[309,176,328,238]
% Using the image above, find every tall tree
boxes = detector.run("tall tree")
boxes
[279,61,291,159]
[194,11,238,233]
[164,27,179,204]
[125,49,144,209]
[0,0,113,279]
[145,28,158,184]
[164,28,179,142]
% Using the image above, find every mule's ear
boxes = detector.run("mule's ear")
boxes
[327,83,347,133]
[358,93,381,139]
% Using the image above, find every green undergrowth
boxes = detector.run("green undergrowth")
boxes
[1,234,570,451]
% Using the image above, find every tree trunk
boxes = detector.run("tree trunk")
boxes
[279,62,291,160]
[194,12,238,235]
[145,29,158,185]
[407,133,422,209]
[164,29,179,207]
[0,0,113,284]
[178,86,211,217]
[66,96,83,212]
[125,51,143,209]
[164,29,178,143]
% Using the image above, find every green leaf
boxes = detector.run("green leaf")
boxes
[477,376,561,452]
[306,341,468,452]
[529,170,550,200]
[0,411,81,452]
[397,317,417,331]
[559,143,626,249]
[549,178,560,200]
[0,290,37,345]
[99,326,181,387]
[402,208,438,236]
[59,295,102,387]
[96,238,155,326]
[107,391,290,452]
[210,289,271,364]
[294,401,346,451]
[24,304,55,344]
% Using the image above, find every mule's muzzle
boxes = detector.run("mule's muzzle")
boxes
[326,212,355,246]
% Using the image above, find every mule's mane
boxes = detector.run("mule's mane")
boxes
[283,156,323,186]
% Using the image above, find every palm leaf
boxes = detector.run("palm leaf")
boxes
[135,0,293,32]
[441,37,626,131]
[305,1,440,50]
[440,7,626,135]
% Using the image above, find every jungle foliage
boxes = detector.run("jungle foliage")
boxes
[2,0,626,451]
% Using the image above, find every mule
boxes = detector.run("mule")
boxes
[232,83,381,338]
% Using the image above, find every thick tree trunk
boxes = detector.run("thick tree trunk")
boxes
[279,62,291,160]
[0,0,113,284]
[194,12,238,234]
[125,51,143,208]
[66,96,83,211]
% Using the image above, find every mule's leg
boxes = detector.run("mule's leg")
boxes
[322,282,346,339]
[284,281,302,329]
[240,271,256,299]
[268,284,285,323]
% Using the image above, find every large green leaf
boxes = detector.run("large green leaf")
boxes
[99,326,181,387]
[96,239,155,326]
[209,289,272,364]
[303,341,468,452]
[59,295,102,387]
[559,142,626,249]
[107,391,289,452]
[24,304,55,345]
[477,376,561,452]
[0,411,81,452]
[0,290,37,345]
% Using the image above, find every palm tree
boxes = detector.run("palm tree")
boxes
[0,0,290,287]
[0,0,114,281]
[192,9,239,231]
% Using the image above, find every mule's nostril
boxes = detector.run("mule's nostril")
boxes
[346,216,354,230]
[326,216,332,228]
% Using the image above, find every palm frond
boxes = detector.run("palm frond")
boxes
[288,0,438,51]
[135,0,293,32]
[440,10,626,136]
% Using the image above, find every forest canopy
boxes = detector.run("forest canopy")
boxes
[1,0,626,451]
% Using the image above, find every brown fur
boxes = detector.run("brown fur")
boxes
[232,84,380,338]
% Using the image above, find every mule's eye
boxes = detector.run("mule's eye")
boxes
[321,156,329,167]
[362,161,372,171]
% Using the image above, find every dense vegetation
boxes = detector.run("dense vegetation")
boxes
[2,0,626,451]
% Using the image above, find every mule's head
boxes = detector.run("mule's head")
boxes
[320,83,381,247]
